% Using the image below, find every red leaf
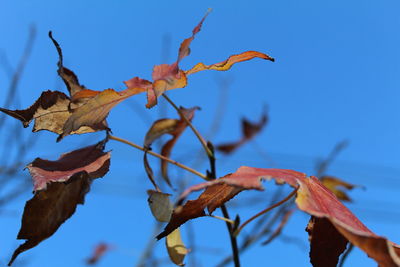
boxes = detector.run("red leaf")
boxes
[86,243,110,265]
[158,166,400,266]
[8,141,111,266]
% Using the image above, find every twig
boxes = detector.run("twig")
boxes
[162,94,213,157]
[208,214,235,225]
[234,187,299,236]
[108,135,208,181]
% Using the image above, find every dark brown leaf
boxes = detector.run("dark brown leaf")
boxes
[8,141,110,266]
[306,217,348,267]
[217,109,268,154]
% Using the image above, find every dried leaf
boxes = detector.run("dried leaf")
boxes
[147,190,173,222]
[217,110,268,154]
[320,176,356,202]
[124,11,274,108]
[160,107,198,182]
[8,142,110,266]
[166,228,189,266]
[144,119,179,148]
[306,217,348,267]
[158,166,400,266]
[27,141,111,191]
[185,51,275,76]
[86,243,110,265]
[156,183,241,240]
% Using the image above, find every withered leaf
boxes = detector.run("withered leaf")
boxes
[217,109,268,154]
[8,141,111,266]
[166,228,189,266]
[158,166,400,267]
[124,11,274,108]
[156,183,241,240]
[86,243,110,265]
[306,217,348,267]
[147,190,173,222]
[143,107,198,187]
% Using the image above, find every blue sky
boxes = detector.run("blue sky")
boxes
[0,1,400,266]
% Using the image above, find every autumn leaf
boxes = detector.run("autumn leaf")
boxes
[86,243,111,265]
[143,107,198,186]
[157,166,400,266]
[124,10,274,108]
[306,217,348,267]
[320,176,357,202]
[8,141,111,266]
[217,109,268,154]
[147,190,188,265]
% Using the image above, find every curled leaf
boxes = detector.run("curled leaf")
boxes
[166,228,189,266]
[185,51,275,76]
[8,141,111,266]
[124,10,274,108]
[143,107,198,186]
[217,109,268,154]
[157,166,400,267]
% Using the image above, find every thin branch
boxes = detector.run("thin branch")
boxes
[234,187,299,236]
[338,243,354,267]
[162,94,213,157]
[108,135,208,181]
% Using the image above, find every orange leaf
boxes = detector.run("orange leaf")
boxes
[185,51,275,76]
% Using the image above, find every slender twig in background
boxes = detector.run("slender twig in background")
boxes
[316,140,348,177]
[338,243,354,267]
[162,94,213,157]
[136,222,163,267]
[234,187,298,236]
[0,25,36,129]
[109,135,208,181]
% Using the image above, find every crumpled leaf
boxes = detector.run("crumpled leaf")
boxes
[157,166,400,267]
[320,176,357,202]
[8,141,111,266]
[124,10,274,108]
[166,228,189,266]
[217,109,268,154]
[143,107,198,186]
[306,217,348,267]
[147,190,173,222]
[86,243,110,265]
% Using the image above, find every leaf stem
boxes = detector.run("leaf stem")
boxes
[162,94,213,157]
[208,214,235,225]
[108,135,208,181]
[234,187,299,236]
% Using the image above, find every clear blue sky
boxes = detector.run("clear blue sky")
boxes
[1,1,400,266]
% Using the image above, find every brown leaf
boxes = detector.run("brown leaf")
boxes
[158,166,400,266]
[156,183,241,240]
[86,243,110,265]
[306,217,348,267]
[8,141,110,266]
[320,176,357,202]
[217,109,268,154]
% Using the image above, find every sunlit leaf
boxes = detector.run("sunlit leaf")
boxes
[166,228,189,266]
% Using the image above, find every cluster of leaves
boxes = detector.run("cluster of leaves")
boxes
[1,10,400,267]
